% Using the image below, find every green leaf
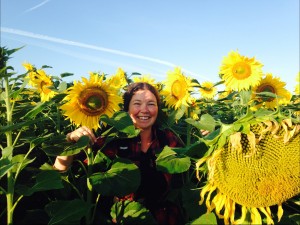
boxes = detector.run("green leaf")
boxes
[189,212,217,225]
[21,102,48,119]
[183,141,209,159]
[90,157,140,197]
[16,170,64,196]
[0,158,17,179]
[42,135,89,156]
[60,72,74,78]
[2,146,13,158]
[57,81,67,92]
[100,111,137,136]
[111,200,156,225]
[239,90,252,105]
[185,113,216,132]
[45,199,91,225]
[0,117,50,133]
[41,65,52,69]
[156,146,191,174]
[175,105,186,121]
[6,46,24,56]
[12,154,35,173]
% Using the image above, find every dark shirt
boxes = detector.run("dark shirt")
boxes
[92,127,185,224]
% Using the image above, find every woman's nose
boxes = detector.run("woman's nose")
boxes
[140,104,149,112]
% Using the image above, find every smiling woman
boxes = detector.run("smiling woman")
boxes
[54,81,187,224]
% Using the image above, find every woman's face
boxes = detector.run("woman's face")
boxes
[128,89,158,131]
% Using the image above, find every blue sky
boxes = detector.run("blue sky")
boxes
[1,0,299,92]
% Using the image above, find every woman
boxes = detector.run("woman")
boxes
[54,82,185,224]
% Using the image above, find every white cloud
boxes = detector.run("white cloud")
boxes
[1,27,207,80]
[23,0,51,13]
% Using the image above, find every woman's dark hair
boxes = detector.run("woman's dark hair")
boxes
[123,82,160,112]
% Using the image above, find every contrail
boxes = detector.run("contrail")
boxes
[1,27,207,79]
[23,0,50,13]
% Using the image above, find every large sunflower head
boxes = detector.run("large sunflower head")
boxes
[252,73,292,110]
[106,67,128,89]
[220,50,263,91]
[60,72,123,130]
[196,119,300,225]
[199,81,217,99]
[160,67,196,110]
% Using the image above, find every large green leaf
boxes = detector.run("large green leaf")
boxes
[156,146,191,174]
[189,212,217,225]
[90,158,140,197]
[185,113,216,132]
[16,170,63,196]
[100,111,137,136]
[45,199,91,225]
[111,200,157,225]
[42,135,89,156]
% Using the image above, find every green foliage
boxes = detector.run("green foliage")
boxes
[90,158,141,197]
[156,146,191,174]
[45,199,92,225]
[111,200,157,224]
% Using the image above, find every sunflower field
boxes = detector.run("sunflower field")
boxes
[1,46,299,225]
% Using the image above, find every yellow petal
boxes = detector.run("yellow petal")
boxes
[259,207,274,225]
[212,192,226,218]
[277,204,283,222]
[230,132,242,152]
[223,198,232,225]
[229,200,236,223]
[250,207,262,225]
[199,183,212,205]
[234,205,247,224]
[205,185,217,211]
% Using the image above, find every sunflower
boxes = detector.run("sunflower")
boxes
[199,81,217,99]
[106,68,128,89]
[196,118,300,225]
[25,68,56,102]
[132,74,159,89]
[160,67,196,110]
[252,73,292,110]
[60,72,123,130]
[189,97,201,120]
[220,50,263,91]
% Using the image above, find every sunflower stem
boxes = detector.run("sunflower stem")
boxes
[4,76,14,225]
[186,107,191,146]
[85,147,94,225]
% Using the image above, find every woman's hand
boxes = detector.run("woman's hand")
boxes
[54,126,97,172]
[66,126,97,144]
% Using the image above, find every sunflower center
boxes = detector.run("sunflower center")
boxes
[232,62,252,80]
[171,80,185,99]
[79,87,108,116]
